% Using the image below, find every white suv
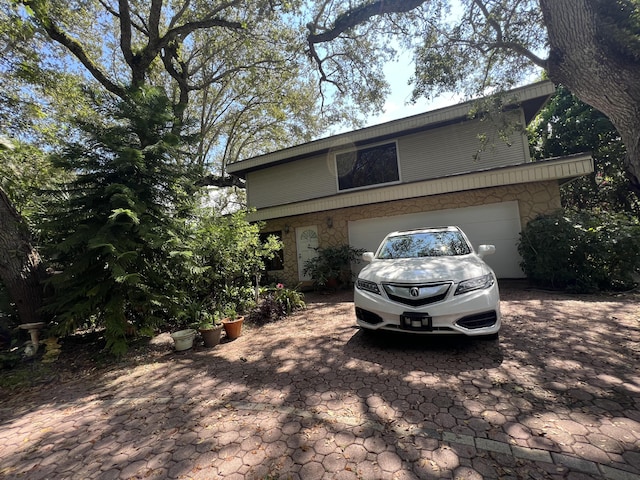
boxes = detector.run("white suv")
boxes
[354,226,501,338]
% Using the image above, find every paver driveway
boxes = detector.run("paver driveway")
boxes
[1,282,640,479]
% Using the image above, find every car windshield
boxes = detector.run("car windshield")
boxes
[376,231,472,259]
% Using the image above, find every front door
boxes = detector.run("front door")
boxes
[296,226,318,281]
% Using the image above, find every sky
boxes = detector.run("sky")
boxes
[364,49,461,128]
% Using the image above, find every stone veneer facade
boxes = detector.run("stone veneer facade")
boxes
[262,180,561,287]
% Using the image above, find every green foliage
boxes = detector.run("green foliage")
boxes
[41,87,198,356]
[529,84,639,215]
[408,1,546,100]
[518,210,640,292]
[303,245,365,287]
[248,283,305,325]
[0,142,69,226]
[594,0,640,63]
[179,297,220,330]
[271,283,306,316]
[182,208,282,317]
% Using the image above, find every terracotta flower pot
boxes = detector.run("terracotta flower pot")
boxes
[199,325,223,348]
[222,316,244,340]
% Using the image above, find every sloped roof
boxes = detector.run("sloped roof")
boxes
[227,81,556,178]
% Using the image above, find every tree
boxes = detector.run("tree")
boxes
[0,140,48,326]
[14,0,343,180]
[0,0,341,327]
[42,88,197,355]
[0,2,96,326]
[529,84,639,215]
[305,0,640,194]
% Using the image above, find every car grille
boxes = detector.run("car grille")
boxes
[456,311,498,329]
[383,282,452,307]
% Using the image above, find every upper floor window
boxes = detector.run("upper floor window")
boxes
[336,142,399,191]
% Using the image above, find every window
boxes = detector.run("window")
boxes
[336,142,399,191]
[377,231,472,259]
[260,231,284,271]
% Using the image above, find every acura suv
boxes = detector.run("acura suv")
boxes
[354,226,501,338]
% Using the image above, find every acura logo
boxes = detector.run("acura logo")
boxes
[410,287,420,297]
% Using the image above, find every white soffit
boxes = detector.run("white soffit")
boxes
[245,155,593,222]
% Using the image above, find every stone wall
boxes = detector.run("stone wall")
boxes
[262,181,561,286]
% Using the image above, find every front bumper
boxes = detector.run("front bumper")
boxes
[354,282,501,336]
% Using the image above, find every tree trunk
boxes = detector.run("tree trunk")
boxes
[540,0,640,194]
[0,187,47,325]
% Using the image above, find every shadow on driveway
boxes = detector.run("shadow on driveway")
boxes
[1,283,639,479]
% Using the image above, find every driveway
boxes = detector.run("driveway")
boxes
[1,282,639,479]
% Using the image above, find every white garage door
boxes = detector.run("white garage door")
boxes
[348,201,524,278]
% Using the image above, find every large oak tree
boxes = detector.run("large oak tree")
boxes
[306,0,640,194]
[0,0,341,325]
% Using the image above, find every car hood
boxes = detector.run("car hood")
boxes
[358,255,491,284]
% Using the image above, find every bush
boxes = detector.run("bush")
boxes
[247,284,305,325]
[181,209,282,319]
[518,210,640,292]
[302,245,365,287]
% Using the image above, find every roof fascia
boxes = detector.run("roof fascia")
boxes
[227,81,556,178]
[244,153,593,223]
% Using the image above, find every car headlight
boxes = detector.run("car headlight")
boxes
[454,273,495,295]
[356,279,381,295]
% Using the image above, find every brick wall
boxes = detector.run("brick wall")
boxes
[262,181,561,286]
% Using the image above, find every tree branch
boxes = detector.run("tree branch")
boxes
[148,0,162,43]
[488,40,548,68]
[118,0,136,71]
[24,0,127,98]
[197,174,245,188]
[307,0,428,44]
[98,0,147,35]
[473,0,548,69]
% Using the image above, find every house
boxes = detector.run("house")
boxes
[227,81,593,286]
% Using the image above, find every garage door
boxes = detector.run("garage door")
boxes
[347,201,524,278]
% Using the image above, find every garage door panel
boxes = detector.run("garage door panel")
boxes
[348,201,523,278]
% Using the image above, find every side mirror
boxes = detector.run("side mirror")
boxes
[362,252,375,262]
[477,245,495,258]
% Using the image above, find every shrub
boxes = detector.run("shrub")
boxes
[302,245,365,287]
[181,209,282,319]
[248,284,305,325]
[518,210,640,292]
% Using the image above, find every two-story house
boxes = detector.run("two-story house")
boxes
[227,81,593,286]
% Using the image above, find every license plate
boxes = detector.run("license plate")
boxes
[400,312,432,331]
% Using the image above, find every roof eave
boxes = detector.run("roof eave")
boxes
[227,80,556,178]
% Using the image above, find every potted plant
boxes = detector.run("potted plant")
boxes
[303,244,365,289]
[221,305,244,340]
[198,311,224,348]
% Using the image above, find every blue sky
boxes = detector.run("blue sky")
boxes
[365,49,461,127]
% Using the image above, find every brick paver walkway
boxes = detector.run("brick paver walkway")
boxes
[1,283,640,479]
